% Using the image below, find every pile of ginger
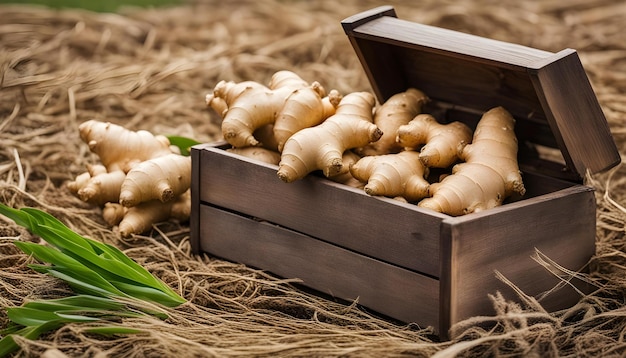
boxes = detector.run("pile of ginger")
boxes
[68,70,527,237]
[207,70,526,216]
[67,120,191,237]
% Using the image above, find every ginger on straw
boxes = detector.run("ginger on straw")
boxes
[211,71,326,148]
[277,91,382,183]
[350,150,430,202]
[69,120,192,237]
[119,153,192,207]
[396,114,473,168]
[104,190,191,238]
[418,106,526,215]
[67,164,126,206]
[78,120,173,173]
[358,88,429,156]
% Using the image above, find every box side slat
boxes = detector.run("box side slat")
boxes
[199,203,441,332]
[190,144,207,255]
[440,185,596,337]
[530,50,622,175]
[198,144,445,278]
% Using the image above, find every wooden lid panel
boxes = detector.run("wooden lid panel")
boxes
[342,6,621,180]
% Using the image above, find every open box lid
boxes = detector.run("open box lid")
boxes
[342,6,621,183]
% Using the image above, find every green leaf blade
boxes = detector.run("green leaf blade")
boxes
[166,135,201,156]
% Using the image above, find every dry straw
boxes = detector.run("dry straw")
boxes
[1,0,625,356]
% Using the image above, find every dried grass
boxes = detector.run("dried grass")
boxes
[0,0,625,356]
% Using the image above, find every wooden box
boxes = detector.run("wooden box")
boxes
[190,6,621,337]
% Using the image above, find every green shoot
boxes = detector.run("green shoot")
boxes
[0,203,187,357]
[166,135,201,156]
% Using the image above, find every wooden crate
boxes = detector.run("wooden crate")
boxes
[190,6,621,337]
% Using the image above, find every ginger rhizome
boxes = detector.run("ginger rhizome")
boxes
[277,91,382,183]
[77,120,173,172]
[104,190,191,238]
[396,114,473,168]
[350,150,430,202]
[226,147,282,165]
[274,88,342,152]
[418,106,526,215]
[68,120,191,237]
[119,153,192,207]
[208,71,340,149]
[67,164,125,206]
[358,88,429,156]
[326,150,364,188]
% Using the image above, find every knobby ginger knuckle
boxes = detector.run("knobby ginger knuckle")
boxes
[350,150,430,202]
[277,91,381,183]
[418,106,525,216]
[396,114,472,168]
[78,120,172,173]
[119,154,192,207]
[358,88,429,156]
[214,71,327,149]
[118,190,191,238]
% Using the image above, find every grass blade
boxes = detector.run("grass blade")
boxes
[7,307,100,327]
[0,322,64,357]
[21,208,97,254]
[23,295,127,312]
[44,267,129,298]
[110,280,186,308]
[0,204,188,357]
[5,205,185,307]
[13,241,128,298]
[0,204,37,232]
[34,224,183,305]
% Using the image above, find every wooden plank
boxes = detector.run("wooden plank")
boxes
[530,50,621,175]
[341,6,402,102]
[199,204,441,332]
[197,144,446,278]
[189,143,204,255]
[346,15,553,70]
[440,185,596,337]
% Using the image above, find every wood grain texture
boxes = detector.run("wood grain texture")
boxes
[530,50,622,175]
[440,185,596,337]
[199,203,441,332]
[196,143,447,278]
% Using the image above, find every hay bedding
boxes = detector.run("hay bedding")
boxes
[0,0,625,356]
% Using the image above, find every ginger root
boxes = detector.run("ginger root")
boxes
[212,71,329,148]
[68,165,126,206]
[226,147,282,165]
[396,114,472,168]
[78,120,172,173]
[273,88,342,152]
[418,107,526,215]
[350,150,430,202]
[119,153,192,207]
[277,91,382,182]
[69,120,192,237]
[104,190,191,238]
[326,150,364,188]
[358,88,429,156]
